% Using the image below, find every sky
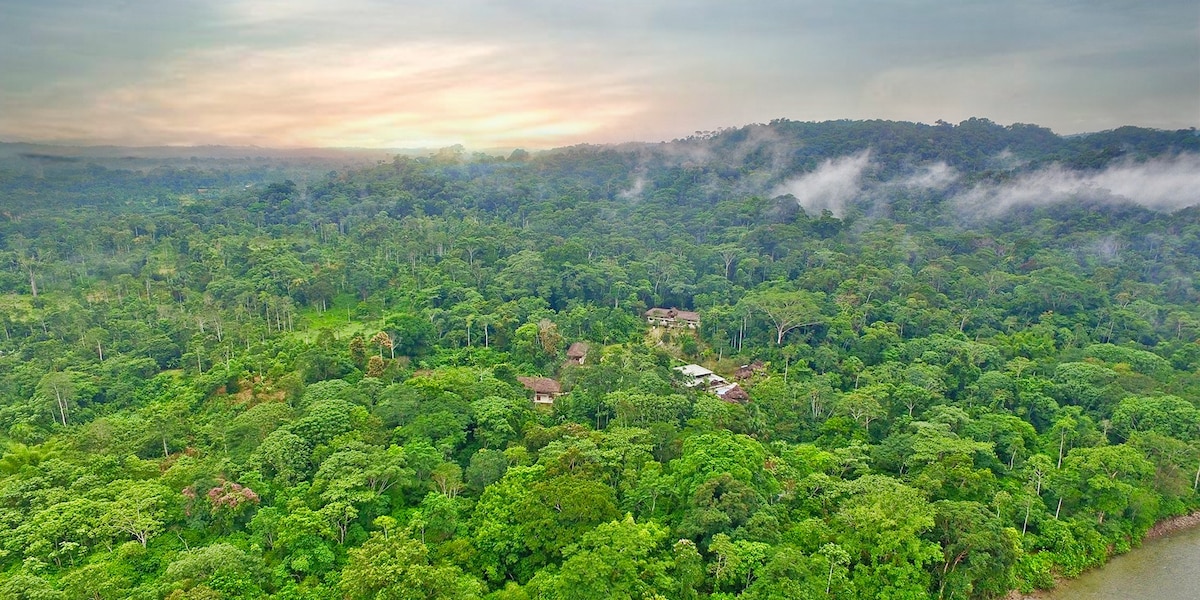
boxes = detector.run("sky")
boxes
[0,0,1197,149]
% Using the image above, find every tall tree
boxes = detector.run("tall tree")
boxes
[741,288,826,345]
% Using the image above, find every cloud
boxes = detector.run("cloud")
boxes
[988,149,1026,171]
[954,153,1200,214]
[896,162,958,190]
[1,1,1196,146]
[0,41,646,148]
[617,173,647,201]
[772,150,871,217]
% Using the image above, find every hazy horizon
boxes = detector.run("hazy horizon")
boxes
[1,117,1195,156]
[3,1,1197,149]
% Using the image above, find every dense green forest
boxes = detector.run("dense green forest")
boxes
[1,118,1199,599]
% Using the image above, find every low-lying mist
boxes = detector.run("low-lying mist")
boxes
[770,151,871,217]
[767,150,1199,218]
[769,153,962,218]
[953,153,1200,214]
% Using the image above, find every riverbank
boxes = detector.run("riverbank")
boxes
[1003,510,1200,600]
[1143,510,1200,540]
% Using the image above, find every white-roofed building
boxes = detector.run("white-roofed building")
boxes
[675,364,726,388]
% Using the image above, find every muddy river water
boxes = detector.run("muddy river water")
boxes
[1037,524,1200,599]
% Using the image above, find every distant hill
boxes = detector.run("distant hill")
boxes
[2,118,1196,217]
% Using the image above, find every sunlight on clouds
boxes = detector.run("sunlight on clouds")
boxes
[9,41,645,148]
[1,1,1197,146]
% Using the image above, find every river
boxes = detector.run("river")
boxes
[1036,524,1200,599]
